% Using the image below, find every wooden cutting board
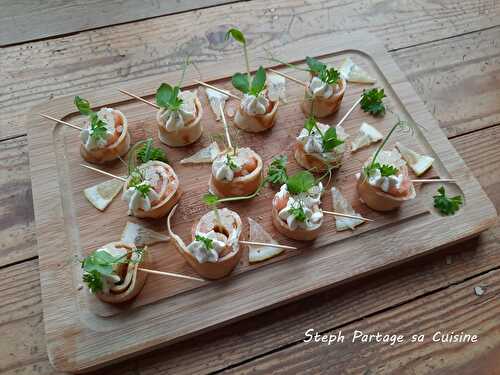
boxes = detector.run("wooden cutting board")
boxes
[26,31,497,373]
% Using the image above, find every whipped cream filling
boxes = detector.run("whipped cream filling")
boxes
[212,148,254,182]
[275,183,324,230]
[159,90,197,131]
[367,168,404,193]
[240,93,269,115]
[80,108,118,151]
[296,122,347,161]
[307,76,334,98]
[187,231,227,263]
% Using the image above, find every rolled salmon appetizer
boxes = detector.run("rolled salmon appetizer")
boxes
[294,119,348,172]
[271,176,324,241]
[167,205,243,279]
[81,242,150,304]
[156,87,203,147]
[357,150,416,211]
[123,160,181,219]
[75,96,131,164]
[234,91,279,133]
[209,147,263,197]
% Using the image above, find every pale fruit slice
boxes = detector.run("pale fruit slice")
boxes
[84,178,123,211]
[248,217,284,263]
[205,87,229,121]
[331,187,364,231]
[121,222,170,247]
[339,58,376,84]
[351,122,383,152]
[267,73,287,102]
[180,142,221,164]
[396,142,434,176]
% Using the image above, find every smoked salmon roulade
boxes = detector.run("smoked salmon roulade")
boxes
[271,176,324,241]
[78,105,131,164]
[209,147,263,197]
[294,120,348,172]
[234,91,279,133]
[156,90,203,147]
[357,150,416,211]
[81,242,150,304]
[123,160,181,219]
[167,205,243,280]
[301,74,346,119]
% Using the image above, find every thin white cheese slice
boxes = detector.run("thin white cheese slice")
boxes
[267,73,287,102]
[121,221,170,247]
[205,87,229,121]
[248,217,284,263]
[331,187,364,231]
[180,142,221,164]
[395,142,434,176]
[339,58,376,84]
[351,122,383,152]
[83,178,123,211]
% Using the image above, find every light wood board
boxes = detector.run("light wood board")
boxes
[26,32,497,372]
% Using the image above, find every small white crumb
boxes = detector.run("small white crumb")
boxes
[474,286,485,296]
[77,284,83,291]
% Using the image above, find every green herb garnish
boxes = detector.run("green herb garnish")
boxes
[360,88,386,116]
[226,154,239,171]
[303,116,344,152]
[286,171,316,195]
[137,139,168,164]
[289,203,307,222]
[433,186,463,215]
[128,169,152,198]
[156,83,183,111]
[74,96,108,142]
[195,234,214,250]
[305,56,340,85]
[368,163,399,177]
[81,248,144,293]
[266,155,288,185]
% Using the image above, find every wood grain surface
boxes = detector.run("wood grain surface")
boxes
[1,0,500,373]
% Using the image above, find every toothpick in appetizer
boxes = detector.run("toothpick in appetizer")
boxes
[226,28,279,132]
[301,56,346,118]
[75,96,130,164]
[357,119,417,211]
[155,60,203,147]
[272,170,324,241]
[167,204,243,279]
[294,115,348,172]
[81,242,150,304]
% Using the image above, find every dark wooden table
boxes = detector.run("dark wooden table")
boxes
[1,1,500,374]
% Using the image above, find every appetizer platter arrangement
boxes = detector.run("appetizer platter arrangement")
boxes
[27,31,497,372]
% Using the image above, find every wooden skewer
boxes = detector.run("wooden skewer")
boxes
[335,96,363,128]
[119,89,160,109]
[39,113,82,131]
[194,80,241,101]
[411,179,456,183]
[138,268,204,282]
[219,102,233,152]
[323,211,374,222]
[80,164,127,182]
[239,240,297,250]
[268,68,307,87]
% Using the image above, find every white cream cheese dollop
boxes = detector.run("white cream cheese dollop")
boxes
[212,148,254,182]
[276,183,324,230]
[307,76,333,98]
[240,93,269,115]
[296,122,347,161]
[159,90,197,132]
[187,231,227,263]
[367,168,403,193]
[80,108,117,151]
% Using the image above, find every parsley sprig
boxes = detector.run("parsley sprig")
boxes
[370,163,398,177]
[128,169,152,198]
[304,116,344,152]
[74,96,108,142]
[306,56,341,86]
[286,171,316,195]
[137,139,168,164]
[361,88,386,117]
[226,154,239,171]
[226,28,267,97]
[81,248,144,293]
[289,202,307,222]
[433,186,463,215]
[195,234,214,251]
[266,155,288,185]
